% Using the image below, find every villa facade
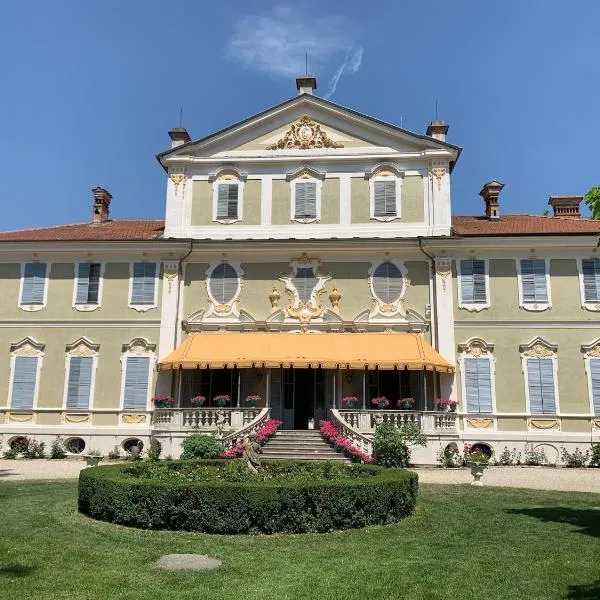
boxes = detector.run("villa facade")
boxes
[1,75,599,462]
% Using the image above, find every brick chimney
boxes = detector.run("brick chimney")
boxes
[296,74,317,95]
[168,127,191,148]
[480,180,504,220]
[548,195,582,219]
[426,120,449,141]
[91,187,112,224]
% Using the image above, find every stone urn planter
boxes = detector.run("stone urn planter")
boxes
[83,455,104,467]
[467,461,488,485]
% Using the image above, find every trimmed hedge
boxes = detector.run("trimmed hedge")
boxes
[78,460,418,534]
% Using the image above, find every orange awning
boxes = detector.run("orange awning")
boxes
[158,332,454,373]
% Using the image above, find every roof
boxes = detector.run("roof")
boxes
[452,215,600,236]
[0,220,165,242]
[158,331,454,372]
[157,93,462,166]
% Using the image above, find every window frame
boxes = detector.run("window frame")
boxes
[119,338,156,412]
[368,259,408,316]
[457,258,490,311]
[7,338,45,410]
[212,177,244,224]
[582,341,600,416]
[62,338,99,411]
[577,258,600,312]
[520,339,560,416]
[128,262,159,312]
[517,258,551,312]
[457,339,496,415]
[72,262,105,312]
[368,173,403,221]
[18,262,49,312]
[290,176,322,223]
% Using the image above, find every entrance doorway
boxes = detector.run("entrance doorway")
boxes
[281,368,327,429]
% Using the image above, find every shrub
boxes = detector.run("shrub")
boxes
[78,460,418,534]
[3,448,18,459]
[523,444,547,466]
[23,439,45,459]
[590,444,600,468]
[437,446,462,468]
[561,446,590,468]
[10,436,30,454]
[372,421,427,468]
[147,439,162,461]
[498,447,512,466]
[50,438,67,459]
[107,446,121,460]
[180,434,223,460]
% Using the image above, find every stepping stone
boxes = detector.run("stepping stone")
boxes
[155,554,222,571]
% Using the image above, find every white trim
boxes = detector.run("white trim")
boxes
[127,261,159,312]
[367,259,408,316]
[18,261,49,312]
[205,261,244,317]
[119,338,157,412]
[339,174,351,225]
[0,320,160,327]
[290,176,322,223]
[582,340,600,416]
[455,320,600,329]
[62,337,99,411]
[72,262,105,312]
[577,258,600,312]
[212,177,244,224]
[260,175,273,226]
[7,338,45,410]
[368,172,403,221]
[457,338,497,415]
[516,258,552,312]
[520,339,560,416]
[457,258,491,312]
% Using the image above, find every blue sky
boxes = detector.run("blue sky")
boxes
[1,1,598,230]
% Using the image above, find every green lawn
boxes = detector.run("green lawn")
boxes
[0,479,598,600]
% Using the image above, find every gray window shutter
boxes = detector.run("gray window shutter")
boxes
[582,259,600,302]
[21,263,47,305]
[217,184,238,220]
[460,260,474,303]
[521,259,547,303]
[373,262,404,304]
[131,263,156,304]
[123,356,150,410]
[527,358,556,414]
[76,263,91,304]
[464,357,492,413]
[209,263,239,305]
[292,266,318,303]
[87,264,101,303]
[472,260,487,303]
[373,180,396,217]
[11,356,38,409]
[66,356,93,410]
[590,359,600,416]
[295,182,317,219]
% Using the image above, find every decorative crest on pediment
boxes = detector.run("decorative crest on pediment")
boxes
[122,338,156,354]
[519,337,557,358]
[66,337,99,357]
[10,337,45,356]
[458,338,494,357]
[266,116,344,150]
[582,339,600,358]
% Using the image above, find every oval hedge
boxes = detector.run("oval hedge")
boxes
[78,460,418,534]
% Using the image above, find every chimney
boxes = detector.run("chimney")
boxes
[548,195,582,219]
[480,180,504,220]
[92,187,112,224]
[426,120,449,141]
[168,127,191,148]
[296,74,317,95]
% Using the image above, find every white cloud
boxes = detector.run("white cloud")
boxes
[226,7,362,97]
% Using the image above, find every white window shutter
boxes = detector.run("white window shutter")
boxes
[76,263,91,304]
[372,262,404,304]
[527,358,556,414]
[21,263,46,305]
[590,359,600,416]
[131,263,156,304]
[464,357,492,413]
[295,182,317,219]
[11,356,38,409]
[209,263,239,305]
[521,259,547,303]
[373,180,396,217]
[66,356,93,410]
[292,266,318,303]
[582,259,600,302]
[123,356,150,410]
[217,184,238,220]
[472,260,487,303]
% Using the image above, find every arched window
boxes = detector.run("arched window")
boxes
[291,266,319,304]
[209,263,240,306]
[372,262,404,305]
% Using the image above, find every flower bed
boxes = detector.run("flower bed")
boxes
[220,419,283,458]
[78,459,418,534]
[319,420,373,463]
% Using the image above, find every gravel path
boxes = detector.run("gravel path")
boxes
[1,460,598,493]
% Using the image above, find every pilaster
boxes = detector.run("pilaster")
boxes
[434,258,456,400]
[156,261,180,395]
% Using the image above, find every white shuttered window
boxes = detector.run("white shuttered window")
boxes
[520,259,548,304]
[590,359,600,416]
[373,180,397,217]
[460,260,487,305]
[582,259,600,303]
[131,263,156,305]
[216,183,239,220]
[464,357,493,413]
[123,356,150,410]
[526,358,556,414]
[75,263,101,304]
[209,263,239,305]
[20,263,47,305]
[294,182,317,219]
[291,266,318,304]
[372,262,404,305]
[66,356,94,410]
[10,356,38,409]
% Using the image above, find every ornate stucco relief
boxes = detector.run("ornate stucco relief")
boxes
[266,116,344,150]
[528,418,560,430]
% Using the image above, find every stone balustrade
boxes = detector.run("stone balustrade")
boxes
[337,409,458,434]
[152,408,261,431]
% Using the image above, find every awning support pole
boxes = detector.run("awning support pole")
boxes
[177,368,183,408]
[265,368,271,408]
[236,370,241,408]
[362,370,367,410]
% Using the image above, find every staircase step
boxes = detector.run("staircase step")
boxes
[262,454,349,462]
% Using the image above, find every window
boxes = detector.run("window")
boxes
[590,359,600,416]
[65,437,85,454]
[581,259,600,307]
[10,356,38,409]
[367,168,403,221]
[65,356,94,410]
[374,180,396,217]
[216,182,239,220]
[372,262,404,305]
[458,259,489,309]
[208,262,240,306]
[122,356,150,410]
[130,262,157,308]
[519,259,550,310]
[526,358,556,414]
[291,266,319,303]
[74,263,102,308]
[20,262,47,309]
[463,358,493,413]
[294,181,317,219]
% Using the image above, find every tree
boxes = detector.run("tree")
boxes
[584,186,600,219]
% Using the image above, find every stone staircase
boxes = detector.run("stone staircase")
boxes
[261,430,350,462]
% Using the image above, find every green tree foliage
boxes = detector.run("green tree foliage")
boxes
[373,422,427,468]
[180,434,224,459]
[584,186,600,219]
